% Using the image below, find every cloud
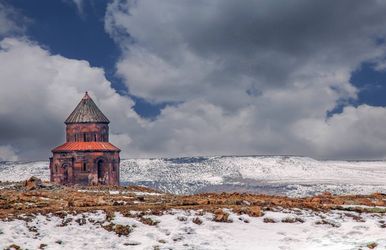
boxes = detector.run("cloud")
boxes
[0,2,27,36]
[0,145,18,161]
[1,0,386,160]
[102,0,386,159]
[72,0,85,15]
[293,105,386,159]
[0,37,142,160]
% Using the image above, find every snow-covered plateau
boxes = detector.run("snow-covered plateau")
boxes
[1,156,386,197]
[1,209,385,250]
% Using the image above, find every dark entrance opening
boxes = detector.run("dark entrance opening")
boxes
[62,164,68,183]
[63,169,68,183]
[97,160,104,183]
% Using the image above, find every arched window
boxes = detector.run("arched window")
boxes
[82,162,87,172]
[83,133,87,142]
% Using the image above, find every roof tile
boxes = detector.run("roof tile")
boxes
[52,142,120,152]
[65,92,110,124]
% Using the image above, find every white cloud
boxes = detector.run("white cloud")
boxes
[72,0,85,15]
[102,0,386,160]
[293,105,386,160]
[0,2,26,36]
[0,145,18,161]
[1,1,386,160]
[0,37,142,160]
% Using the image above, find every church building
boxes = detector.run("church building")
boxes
[49,92,120,185]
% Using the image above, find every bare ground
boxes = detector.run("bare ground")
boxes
[1,180,386,221]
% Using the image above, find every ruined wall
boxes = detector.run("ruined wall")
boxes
[49,151,120,186]
[66,123,109,142]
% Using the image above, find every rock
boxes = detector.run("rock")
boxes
[281,217,305,223]
[4,244,22,250]
[75,217,86,225]
[140,217,159,226]
[213,209,231,222]
[24,176,43,191]
[247,206,262,217]
[102,223,132,236]
[192,217,203,225]
[263,217,277,223]
[315,219,341,228]
[114,224,132,236]
[234,206,262,217]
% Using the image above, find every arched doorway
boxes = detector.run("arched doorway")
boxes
[62,164,69,183]
[97,159,104,184]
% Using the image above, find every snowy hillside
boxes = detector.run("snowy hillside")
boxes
[1,156,386,197]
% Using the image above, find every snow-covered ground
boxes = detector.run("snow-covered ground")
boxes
[0,209,385,250]
[1,156,386,196]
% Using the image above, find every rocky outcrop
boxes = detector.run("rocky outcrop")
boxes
[24,176,44,190]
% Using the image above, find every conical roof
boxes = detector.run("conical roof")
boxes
[65,92,110,124]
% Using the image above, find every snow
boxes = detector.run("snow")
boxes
[0,161,49,182]
[0,209,385,250]
[1,156,386,196]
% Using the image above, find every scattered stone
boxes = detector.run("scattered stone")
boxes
[192,217,203,225]
[263,217,277,223]
[38,243,48,249]
[140,217,159,226]
[367,242,378,249]
[281,217,305,223]
[58,218,73,227]
[4,244,21,250]
[24,176,43,191]
[345,213,365,222]
[213,209,232,223]
[124,241,141,246]
[172,235,184,242]
[75,217,86,225]
[238,217,250,223]
[102,223,132,236]
[315,219,341,228]
[177,216,187,221]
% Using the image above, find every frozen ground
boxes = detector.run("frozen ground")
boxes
[0,208,385,250]
[1,156,386,196]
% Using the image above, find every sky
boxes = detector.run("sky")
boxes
[1,0,386,161]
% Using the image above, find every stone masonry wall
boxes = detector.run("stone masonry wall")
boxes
[50,151,120,186]
[66,123,109,142]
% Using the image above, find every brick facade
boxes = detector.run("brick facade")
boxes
[49,92,120,186]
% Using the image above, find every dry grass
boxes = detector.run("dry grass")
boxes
[1,183,386,220]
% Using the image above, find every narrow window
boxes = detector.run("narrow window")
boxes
[82,162,87,172]
[55,165,58,173]
[75,134,77,141]
[94,134,97,141]
[83,133,86,142]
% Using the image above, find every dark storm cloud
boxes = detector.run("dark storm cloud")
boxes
[107,0,386,96]
[103,0,386,160]
[2,1,386,160]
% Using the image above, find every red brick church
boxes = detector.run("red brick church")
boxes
[49,92,120,186]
